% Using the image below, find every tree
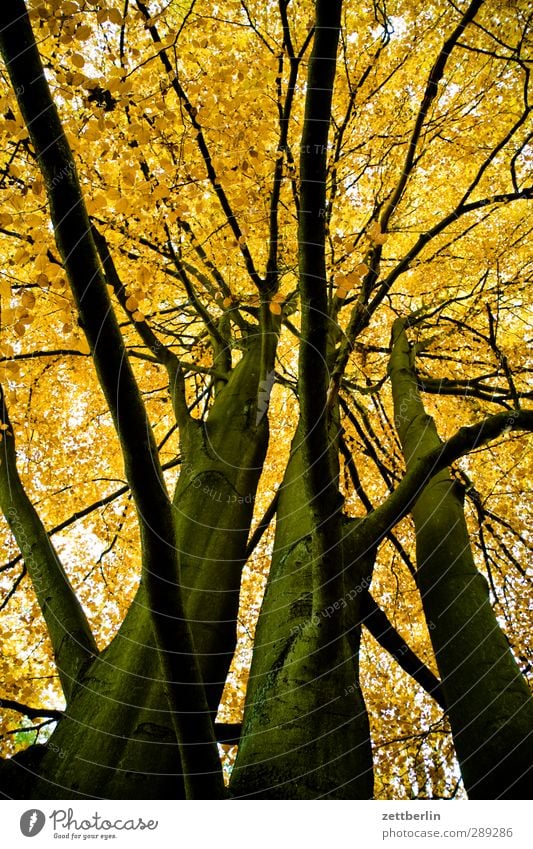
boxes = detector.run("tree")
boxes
[0,0,532,800]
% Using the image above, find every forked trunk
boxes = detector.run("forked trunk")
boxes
[230,423,375,798]
[2,340,268,799]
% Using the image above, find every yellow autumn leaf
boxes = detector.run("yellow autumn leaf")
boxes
[21,291,36,309]
[125,296,138,312]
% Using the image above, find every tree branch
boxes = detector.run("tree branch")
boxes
[244,491,279,560]
[297,0,344,612]
[135,0,264,292]
[91,225,190,425]
[365,321,533,543]
[368,409,533,544]
[369,188,532,319]
[380,0,484,232]
[0,387,98,701]
[0,698,64,723]
[361,593,446,710]
[0,698,242,745]
[265,3,312,288]
[164,224,228,353]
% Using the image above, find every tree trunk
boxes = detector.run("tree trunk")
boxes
[173,336,269,717]
[230,422,375,798]
[1,339,268,799]
[389,319,533,799]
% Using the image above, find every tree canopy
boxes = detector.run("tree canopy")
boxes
[0,0,532,800]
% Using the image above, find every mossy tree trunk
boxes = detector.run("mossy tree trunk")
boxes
[388,318,533,798]
[230,420,375,798]
[0,336,268,800]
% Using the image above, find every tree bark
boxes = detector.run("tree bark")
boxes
[0,336,269,799]
[388,318,533,799]
[173,336,269,717]
[230,421,375,798]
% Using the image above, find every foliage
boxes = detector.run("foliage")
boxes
[0,0,531,799]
